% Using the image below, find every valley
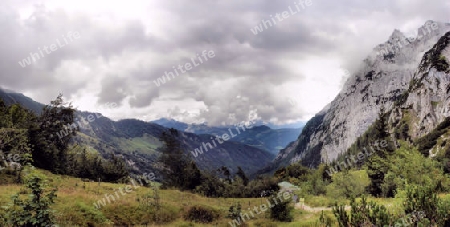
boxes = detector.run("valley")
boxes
[1,2,450,226]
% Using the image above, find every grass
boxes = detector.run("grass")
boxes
[111,135,162,155]
[0,169,418,227]
[0,170,321,226]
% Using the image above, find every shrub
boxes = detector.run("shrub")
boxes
[384,143,448,196]
[2,172,57,227]
[326,170,370,199]
[317,211,334,227]
[183,205,220,223]
[404,185,450,226]
[333,196,392,227]
[269,195,293,222]
[227,202,241,219]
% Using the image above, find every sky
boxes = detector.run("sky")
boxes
[0,0,449,126]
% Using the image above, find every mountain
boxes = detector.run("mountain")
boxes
[152,118,303,155]
[74,114,274,176]
[151,118,189,131]
[0,92,274,177]
[0,88,44,114]
[261,21,450,173]
[266,121,306,129]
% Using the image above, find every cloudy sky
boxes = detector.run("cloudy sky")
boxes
[0,0,449,126]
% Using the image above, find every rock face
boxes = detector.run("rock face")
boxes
[270,21,450,170]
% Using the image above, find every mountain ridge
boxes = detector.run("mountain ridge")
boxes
[0,91,275,177]
[262,21,450,174]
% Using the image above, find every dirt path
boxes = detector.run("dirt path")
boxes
[295,203,351,212]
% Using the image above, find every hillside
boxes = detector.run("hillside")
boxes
[0,88,44,114]
[0,92,274,176]
[75,115,275,176]
[265,21,450,173]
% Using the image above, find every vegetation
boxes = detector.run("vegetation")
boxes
[3,80,450,226]
[183,205,220,223]
[333,196,392,227]
[2,168,57,227]
[268,195,293,222]
[0,95,129,185]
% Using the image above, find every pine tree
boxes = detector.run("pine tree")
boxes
[183,161,202,190]
[236,166,249,186]
[158,128,189,189]
[366,106,392,197]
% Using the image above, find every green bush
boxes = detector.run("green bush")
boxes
[404,185,450,226]
[2,171,57,227]
[326,170,370,199]
[333,196,392,227]
[381,143,449,197]
[183,205,220,223]
[269,195,293,222]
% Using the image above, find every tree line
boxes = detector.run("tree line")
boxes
[0,95,128,184]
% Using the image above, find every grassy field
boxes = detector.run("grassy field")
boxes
[0,169,416,227]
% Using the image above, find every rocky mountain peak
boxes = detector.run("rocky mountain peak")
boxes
[265,21,450,173]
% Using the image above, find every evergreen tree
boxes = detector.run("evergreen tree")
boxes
[158,128,189,189]
[183,161,202,190]
[366,106,392,197]
[236,166,249,186]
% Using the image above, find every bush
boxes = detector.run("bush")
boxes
[317,211,334,227]
[326,170,369,199]
[227,202,241,219]
[2,171,57,227]
[183,205,220,223]
[333,196,392,227]
[404,185,450,226]
[269,195,293,222]
[381,143,449,196]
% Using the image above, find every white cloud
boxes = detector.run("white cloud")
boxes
[0,0,449,125]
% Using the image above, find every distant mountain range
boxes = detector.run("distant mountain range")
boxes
[0,90,278,176]
[152,118,304,155]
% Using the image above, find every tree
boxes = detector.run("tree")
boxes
[217,166,231,183]
[28,94,76,174]
[236,166,249,186]
[366,107,394,197]
[158,131,203,191]
[183,161,202,190]
[366,155,388,197]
